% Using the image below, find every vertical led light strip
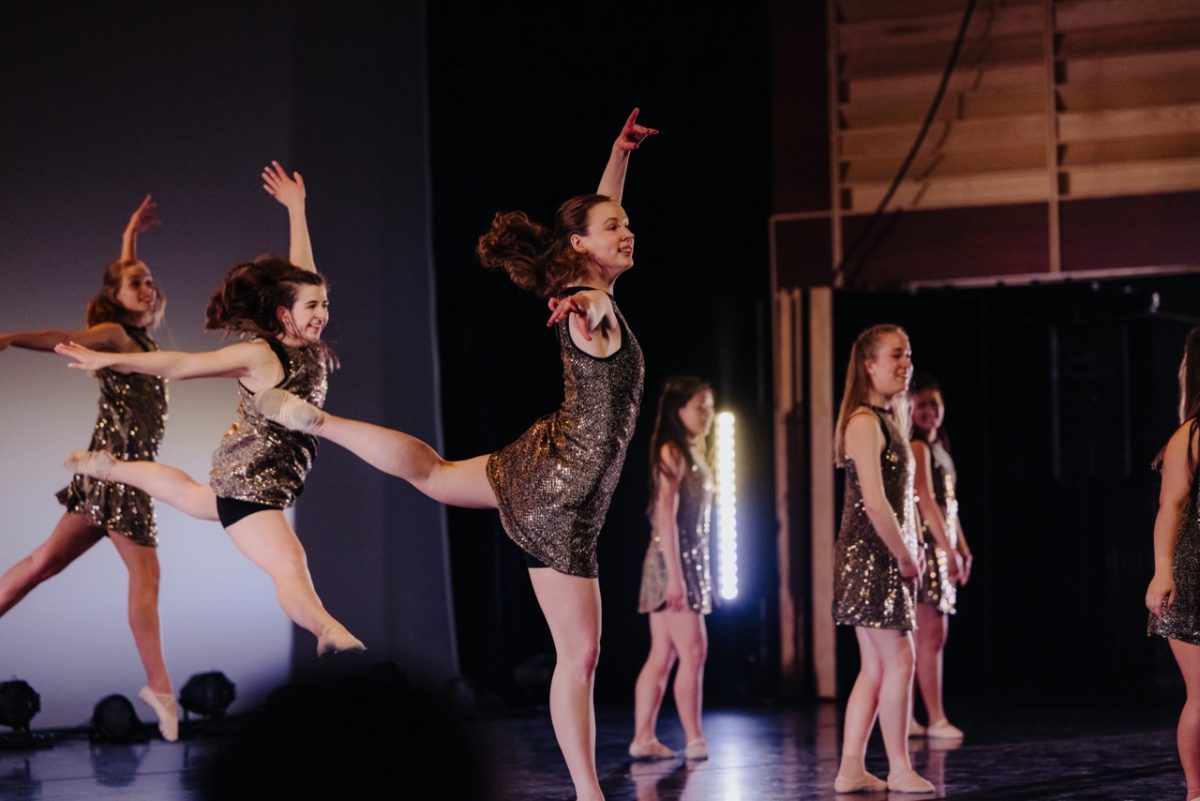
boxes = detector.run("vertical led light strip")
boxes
[715,411,739,600]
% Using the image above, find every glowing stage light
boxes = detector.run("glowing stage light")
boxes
[714,411,739,601]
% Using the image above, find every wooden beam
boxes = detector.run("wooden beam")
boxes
[1059,103,1200,143]
[1057,75,1200,113]
[847,169,1051,211]
[842,33,1043,80]
[846,63,1043,102]
[1058,18,1200,60]
[840,114,1048,159]
[1061,133,1200,166]
[1062,49,1200,84]
[837,0,1037,24]
[1056,0,1200,32]
[774,289,803,697]
[838,4,1042,53]
[809,287,837,701]
[1063,157,1200,197]
[844,145,1046,182]
[841,87,1046,127]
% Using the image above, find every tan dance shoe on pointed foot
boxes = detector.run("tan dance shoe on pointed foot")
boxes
[628,739,676,760]
[253,388,324,433]
[138,686,179,742]
[65,450,115,480]
[317,623,366,657]
[833,771,887,793]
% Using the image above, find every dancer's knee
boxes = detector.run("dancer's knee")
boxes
[679,639,707,668]
[560,640,601,680]
[28,551,69,583]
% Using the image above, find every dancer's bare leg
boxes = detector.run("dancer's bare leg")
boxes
[664,610,708,746]
[1170,638,1200,801]
[67,454,219,521]
[860,627,932,793]
[914,602,950,725]
[0,513,104,616]
[529,569,604,801]
[836,627,887,793]
[631,611,677,757]
[108,533,172,694]
[224,510,361,654]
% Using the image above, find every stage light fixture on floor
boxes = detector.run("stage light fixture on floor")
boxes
[180,672,236,719]
[91,694,145,743]
[0,680,40,733]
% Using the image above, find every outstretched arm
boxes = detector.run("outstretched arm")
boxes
[1,322,131,354]
[121,195,159,263]
[596,108,658,203]
[263,161,316,272]
[56,339,279,383]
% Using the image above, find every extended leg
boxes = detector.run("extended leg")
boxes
[0,513,104,616]
[66,453,218,521]
[630,611,677,758]
[1170,638,1200,800]
[663,610,708,757]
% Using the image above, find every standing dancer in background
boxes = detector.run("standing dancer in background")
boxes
[630,376,715,762]
[1147,326,1200,801]
[253,109,656,801]
[831,324,933,794]
[908,373,973,740]
[0,196,180,740]
[59,163,364,658]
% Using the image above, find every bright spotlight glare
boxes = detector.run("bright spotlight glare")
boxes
[714,411,739,601]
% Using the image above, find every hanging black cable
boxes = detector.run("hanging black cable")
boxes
[838,0,980,288]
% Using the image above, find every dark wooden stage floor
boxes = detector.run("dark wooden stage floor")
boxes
[0,703,1186,800]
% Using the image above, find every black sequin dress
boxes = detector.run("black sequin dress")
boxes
[637,448,715,614]
[1149,444,1200,644]
[486,289,645,578]
[833,406,919,631]
[209,339,327,508]
[58,325,167,547]
[917,438,959,614]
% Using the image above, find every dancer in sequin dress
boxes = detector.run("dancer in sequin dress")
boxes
[1146,327,1200,801]
[908,373,974,741]
[630,377,715,762]
[58,163,364,658]
[252,110,656,801]
[831,324,933,795]
[0,196,181,739]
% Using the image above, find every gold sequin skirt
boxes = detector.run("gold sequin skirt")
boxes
[917,532,956,614]
[57,475,158,547]
[833,530,916,631]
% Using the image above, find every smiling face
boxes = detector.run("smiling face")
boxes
[865,331,912,399]
[114,262,159,324]
[678,388,715,440]
[278,283,330,343]
[570,200,634,278]
[910,387,944,437]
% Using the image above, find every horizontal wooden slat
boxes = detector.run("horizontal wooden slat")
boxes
[1061,49,1200,83]
[1059,104,1200,143]
[844,145,1046,181]
[837,0,1037,24]
[1061,134,1200,166]
[838,5,1043,53]
[1062,158,1200,198]
[841,114,1047,158]
[1058,18,1200,60]
[847,169,1050,211]
[1057,75,1200,113]
[1055,0,1200,32]
[842,33,1043,79]
[841,86,1045,127]
[845,63,1043,101]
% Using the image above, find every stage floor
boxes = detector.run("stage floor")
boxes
[0,703,1185,800]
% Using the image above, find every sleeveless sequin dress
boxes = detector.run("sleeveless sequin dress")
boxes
[637,447,714,614]
[486,289,644,578]
[833,406,919,631]
[209,339,328,508]
[917,438,959,614]
[58,325,167,547]
[1149,430,1200,643]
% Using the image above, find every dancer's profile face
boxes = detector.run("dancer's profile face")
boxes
[115,262,158,322]
[572,201,634,274]
[910,388,944,435]
[678,389,715,439]
[279,284,329,343]
[865,332,912,398]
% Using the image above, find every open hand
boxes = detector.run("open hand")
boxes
[263,160,306,209]
[55,341,115,371]
[616,108,659,152]
[128,194,160,235]
[546,294,593,341]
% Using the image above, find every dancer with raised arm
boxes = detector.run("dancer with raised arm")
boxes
[832,324,933,794]
[1147,326,1200,801]
[630,376,716,762]
[254,109,657,801]
[0,196,180,739]
[59,163,364,658]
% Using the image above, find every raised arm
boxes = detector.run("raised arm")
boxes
[1147,423,1196,618]
[651,445,688,612]
[56,339,281,384]
[844,412,920,578]
[596,108,658,203]
[912,439,963,585]
[263,161,316,273]
[121,195,159,264]
[1,322,132,355]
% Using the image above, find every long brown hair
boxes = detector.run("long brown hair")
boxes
[1156,326,1200,474]
[647,376,713,514]
[834,323,910,465]
[909,372,951,453]
[476,194,611,298]
[204,256,337,369]
[86,259,167,328]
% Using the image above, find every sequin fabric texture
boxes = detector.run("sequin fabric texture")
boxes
[833,406,919,630]
[917,439,959,614]
[1149,452,1200,644]
[209,340,327,508]
[638,449,715,614]
[59,326,167,547]
[486,291,644,578]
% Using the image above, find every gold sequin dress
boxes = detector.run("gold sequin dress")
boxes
[917,438,959,614]
[637,449,714,614]
[486,290,644,578]
[58,326,167,547]
[1149,453,1200,644]
[209,339,328,508]
[833,406,919,631]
